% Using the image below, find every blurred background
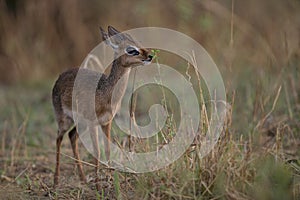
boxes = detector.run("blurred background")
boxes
[0,0,300,199]
[1,0,299,131]
[1,0,299,82]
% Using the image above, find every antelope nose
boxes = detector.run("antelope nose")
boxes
[148,54,153,61]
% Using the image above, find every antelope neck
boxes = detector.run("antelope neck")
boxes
[107,58,131,87]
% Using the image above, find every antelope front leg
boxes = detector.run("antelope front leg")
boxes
[90,126,100,191]
[101,121,111,161]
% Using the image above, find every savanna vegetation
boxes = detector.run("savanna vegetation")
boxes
[0,0,300,199]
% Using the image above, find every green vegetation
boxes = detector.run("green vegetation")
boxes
[1,0,300,199]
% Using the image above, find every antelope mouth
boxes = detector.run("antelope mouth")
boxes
[142,55,153,65]
[142,60,152,65]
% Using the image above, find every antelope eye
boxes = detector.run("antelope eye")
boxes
[125,46,140,56]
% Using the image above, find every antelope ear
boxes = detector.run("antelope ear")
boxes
[100,27,109,43]
[107,26,124,45]
[108,26,120,36]
[99,27,119,50]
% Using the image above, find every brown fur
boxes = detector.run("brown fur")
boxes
[52,26,152,190]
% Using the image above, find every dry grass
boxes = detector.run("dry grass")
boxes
[0,0,300,199]
[0,69,299,199]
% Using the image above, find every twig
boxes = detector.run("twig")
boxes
[129,67,138,151]
[3,165,29,189]
[255,85,282,130]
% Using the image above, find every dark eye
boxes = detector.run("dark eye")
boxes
[125,46,140,56]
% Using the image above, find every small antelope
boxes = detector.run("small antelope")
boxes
[52,26,153,189]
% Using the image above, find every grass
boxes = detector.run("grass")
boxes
[1,0,300,199]
[0,61,299,199]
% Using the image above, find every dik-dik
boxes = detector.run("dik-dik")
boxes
[52,26,153,189]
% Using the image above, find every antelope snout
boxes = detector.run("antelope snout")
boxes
[142,54,153,65]
[147,54,153,61]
